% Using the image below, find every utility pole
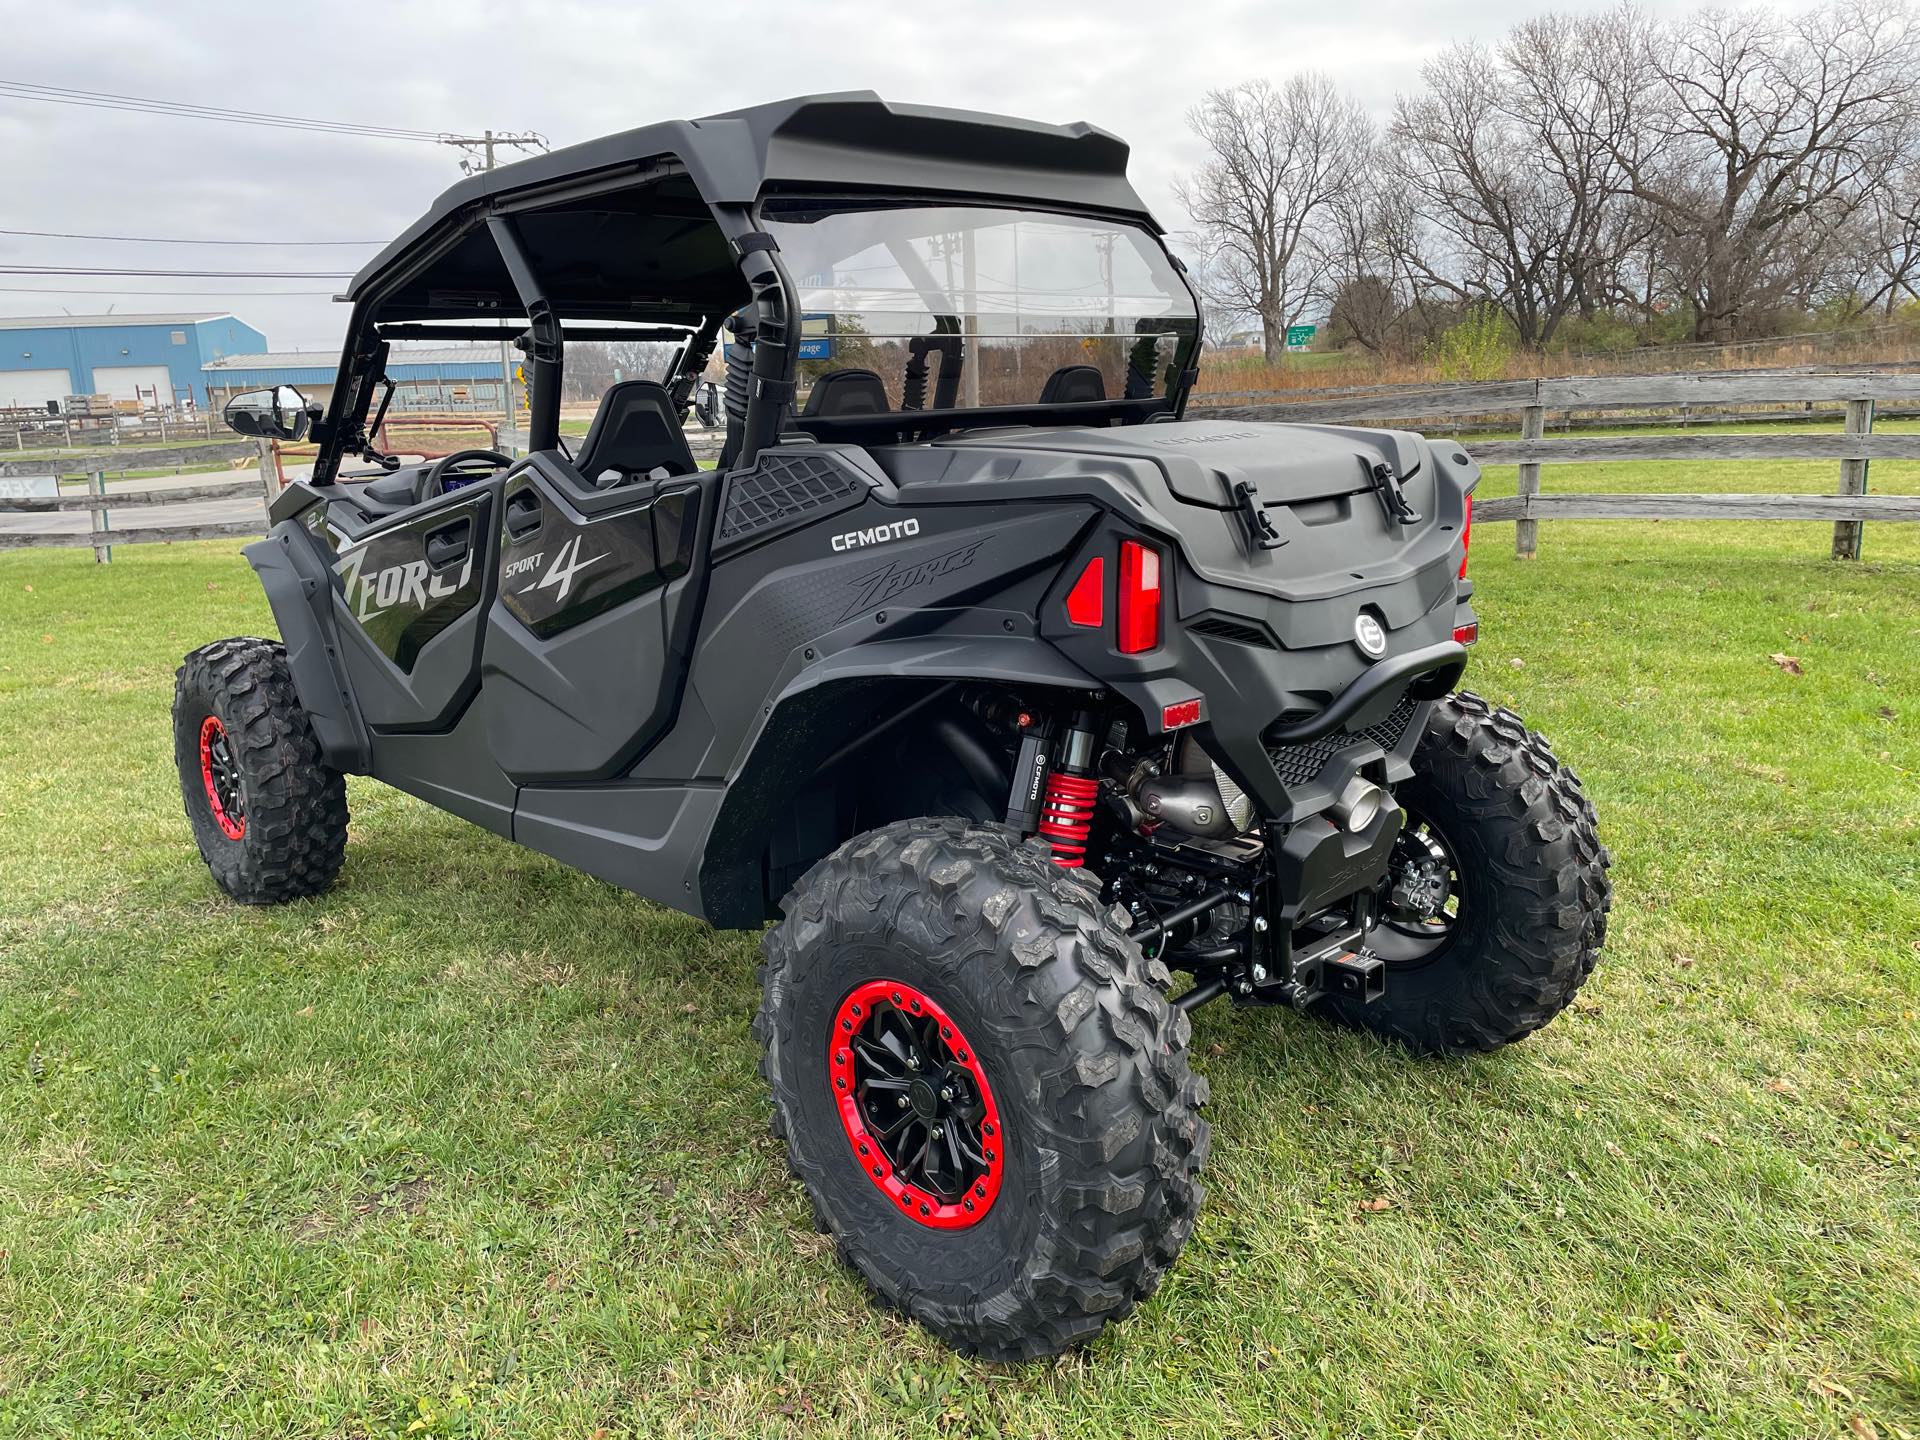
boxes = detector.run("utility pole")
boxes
[435,129,549,452]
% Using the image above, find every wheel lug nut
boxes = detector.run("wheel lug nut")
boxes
[940,1087,953,1102]
[930,1124,943,1138]
[897,1096,908,1108]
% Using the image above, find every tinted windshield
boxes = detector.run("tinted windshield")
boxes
[760,202,1197,413]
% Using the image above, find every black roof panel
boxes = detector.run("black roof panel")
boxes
[348,92,1157,310]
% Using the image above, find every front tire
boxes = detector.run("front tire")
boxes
[757,819,1208,1361]
[173,637,348,905]
[1320,691,1612,1055]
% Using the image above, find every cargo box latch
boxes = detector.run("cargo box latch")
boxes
[1232,479,1288,551]
[1367,460,1422,526]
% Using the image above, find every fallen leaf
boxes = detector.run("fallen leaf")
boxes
[1770,653,1803,675]
[296,1004,315,1018]
[1879,706,1896,720]
[1509,657,1526,669]
[1850,1416,1880,1440]
[1604,1140,1625,1158]
[1810,1377,1856,1401]
[21,583,32,592]
[1675,954,1696,969]
[1358,1196,1394,1213]
[1764,1077,1797,1095]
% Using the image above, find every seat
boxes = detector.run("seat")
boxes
[1039,364,1107,405]
[801,368,890,418]
[573,380,698,490]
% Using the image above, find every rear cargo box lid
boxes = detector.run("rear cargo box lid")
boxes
[936,419,1424,509]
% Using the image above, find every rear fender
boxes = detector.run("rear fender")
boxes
[698,639,1098,927]
[243,518,372,773]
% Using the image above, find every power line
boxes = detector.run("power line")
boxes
[0,227,381,247]
[0,287,335,298]
[0,80,446,141]
[0,266,355,279]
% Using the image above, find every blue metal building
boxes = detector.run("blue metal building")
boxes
[0,312,266,411]
[201,346,509,410]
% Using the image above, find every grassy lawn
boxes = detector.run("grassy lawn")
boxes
[0,471,1916,1436]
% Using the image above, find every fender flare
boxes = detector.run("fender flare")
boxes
[243,521,373,773]
[697,635,1100,927]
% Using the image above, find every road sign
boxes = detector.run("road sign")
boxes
[1285,324,1317,352]
[799,313,834,361]
[0,474,57,499]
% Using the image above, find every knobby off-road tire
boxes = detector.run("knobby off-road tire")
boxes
[1320,691,1612,1055]
[757,819,1209,1361]
[173,637,348,905]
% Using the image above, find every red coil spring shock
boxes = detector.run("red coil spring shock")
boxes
[1038,771,1100,867]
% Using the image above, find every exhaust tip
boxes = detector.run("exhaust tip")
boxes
[1333,777,1388,833]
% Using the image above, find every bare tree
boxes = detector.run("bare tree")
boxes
[1385,18,1648,350]
[1177,76,1373,361]
[1616,0,1920,341]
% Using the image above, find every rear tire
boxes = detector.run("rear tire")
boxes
[173,637,348,905]
[757,819,1208,1360]
[1319,691,1611,1055]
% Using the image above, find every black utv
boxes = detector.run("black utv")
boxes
[181,93,1610,1360]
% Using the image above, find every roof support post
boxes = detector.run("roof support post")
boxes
[715,208,797,468]
[487,216,563,453]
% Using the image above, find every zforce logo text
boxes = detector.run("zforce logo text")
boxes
[839,538,986,622]
[334,547,471,622]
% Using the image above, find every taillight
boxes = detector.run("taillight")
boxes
[1117,540,1161,654]
[1453,621,1478,645]
[1458,494,1473,579]
[1065,556,1104,627]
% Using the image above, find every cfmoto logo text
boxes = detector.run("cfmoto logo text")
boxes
[832,518,920,552]
[1354,612,1388,658]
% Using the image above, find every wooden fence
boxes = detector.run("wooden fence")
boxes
[1194,369,1920,558]
[0,439,275,561]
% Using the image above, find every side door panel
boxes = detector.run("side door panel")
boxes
[481,454,709,783]
[305,482,501,731]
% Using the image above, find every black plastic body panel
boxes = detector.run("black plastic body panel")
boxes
[480,452,716,783]
[243,520,373,773]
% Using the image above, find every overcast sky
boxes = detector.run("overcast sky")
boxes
[0,0,1710,351]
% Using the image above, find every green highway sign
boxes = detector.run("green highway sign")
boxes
[1285,324,1317,351]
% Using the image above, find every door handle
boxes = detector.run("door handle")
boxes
[424,519,471,570]
[504,491,543,541]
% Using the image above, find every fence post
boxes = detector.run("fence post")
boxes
[88,469,111,565]
[1832,397,1873,561]
[257,437,281,503]
[1515,387,1545,559]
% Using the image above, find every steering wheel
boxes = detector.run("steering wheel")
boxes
[426,448,513,497]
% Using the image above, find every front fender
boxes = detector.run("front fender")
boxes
[243,519,371,773]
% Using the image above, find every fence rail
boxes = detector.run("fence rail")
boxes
[1193,368,1920,558]
[0,438,274,560]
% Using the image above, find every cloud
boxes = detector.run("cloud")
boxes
[0,0,1703,349]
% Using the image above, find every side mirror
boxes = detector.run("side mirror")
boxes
[223,385,313,442]
[694,378,721,428]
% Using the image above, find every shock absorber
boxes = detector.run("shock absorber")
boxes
[1038,717,1099,868]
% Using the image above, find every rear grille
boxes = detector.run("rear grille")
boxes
[1267,699,1419,787]
[1188,615,1276,649]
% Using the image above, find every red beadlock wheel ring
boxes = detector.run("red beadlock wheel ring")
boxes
[198,714,246,841]
[828,979,1004,1229]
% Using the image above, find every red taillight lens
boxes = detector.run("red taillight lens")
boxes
[1065,556,1104,627]
[1117,540,1162,654]
[1453,621,1478,645]
[1458,493,1473,579]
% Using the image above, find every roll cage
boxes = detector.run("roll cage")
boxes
[307,92,1204,486]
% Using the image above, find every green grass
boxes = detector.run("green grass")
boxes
[1,461,1917,1437]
